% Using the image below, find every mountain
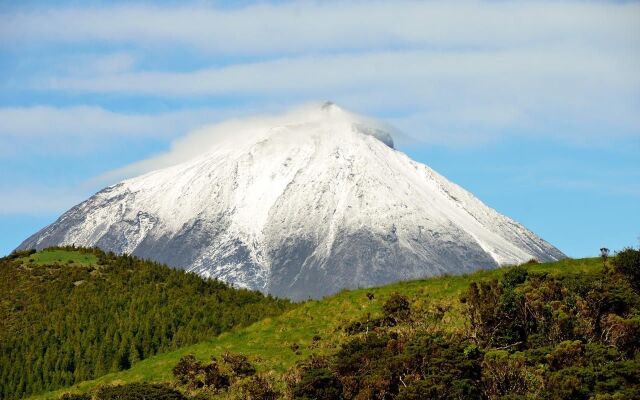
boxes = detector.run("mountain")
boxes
[18,103,565,300]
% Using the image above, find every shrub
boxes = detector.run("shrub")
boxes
[222,352,256,377]
[600,314,640,355]
[59,394,91,400]
[94,383,186,400]
[172,354,229,391]
[481,350,543,398]
[382,293,411,322]
[235,375,280,400]
[344,317,385,335]
[172,354,200,386]
[614,248,640,290]
[202,359,230,390]
[401,333,483,399]
[501,266,528,289]
[291,367,343,400]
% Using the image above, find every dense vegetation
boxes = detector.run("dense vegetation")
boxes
[285,248,640,399]
[0,247,293,399]
[25,250,639,399]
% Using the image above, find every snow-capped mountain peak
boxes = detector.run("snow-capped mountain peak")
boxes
[18,103,564,300]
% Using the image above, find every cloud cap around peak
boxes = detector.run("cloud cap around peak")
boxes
[95,102,398,185]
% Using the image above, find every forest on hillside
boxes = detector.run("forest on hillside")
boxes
[0,247,293,399]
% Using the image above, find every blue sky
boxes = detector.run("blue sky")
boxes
[0,1,639,257]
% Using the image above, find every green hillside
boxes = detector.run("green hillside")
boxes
[0,248,293,399]
[26,253,636,399]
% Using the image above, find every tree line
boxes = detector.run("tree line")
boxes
[0,247,293,399]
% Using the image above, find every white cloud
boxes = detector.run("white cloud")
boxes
[0,105,257,157]
[33,46,639,142]
[42,47,637,96]
[2,1,638,54]
[0,105,218,138]
[90,102,391,183]
[1,1,636,147]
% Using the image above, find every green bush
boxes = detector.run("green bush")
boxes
[501,265,529,289]
[172,355,229,391]
[234,375,280,400]
[59,393,91,400]
[94,383,186,400]
[614,248,640,290]
[285,251,640,399]
[222,352,256,377]
[291,367,343,400]
[382,293,411,322]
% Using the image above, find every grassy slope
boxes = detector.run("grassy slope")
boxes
[22,249,98,266]
[30,256,601,399]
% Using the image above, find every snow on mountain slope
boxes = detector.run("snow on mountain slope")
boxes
[18,103,565,300]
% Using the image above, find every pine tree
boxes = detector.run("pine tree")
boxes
[128,342,140,366]
[95,350,106,377]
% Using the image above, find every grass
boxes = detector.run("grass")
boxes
[29,256,602,399]
[17,249,98,267]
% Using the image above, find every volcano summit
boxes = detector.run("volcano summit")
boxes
[18,103,564,299]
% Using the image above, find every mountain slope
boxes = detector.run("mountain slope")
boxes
[30,257,603,400]
[18,103,564,299]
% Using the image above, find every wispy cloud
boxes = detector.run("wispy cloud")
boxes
[90,102,379,184]
[0,1,636,148]
[41,47,639,96]
[2,1,638,54]
[0,106,218,138]
[30,46,639,145]
[5,1,633,147]
[0,106,250,156]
